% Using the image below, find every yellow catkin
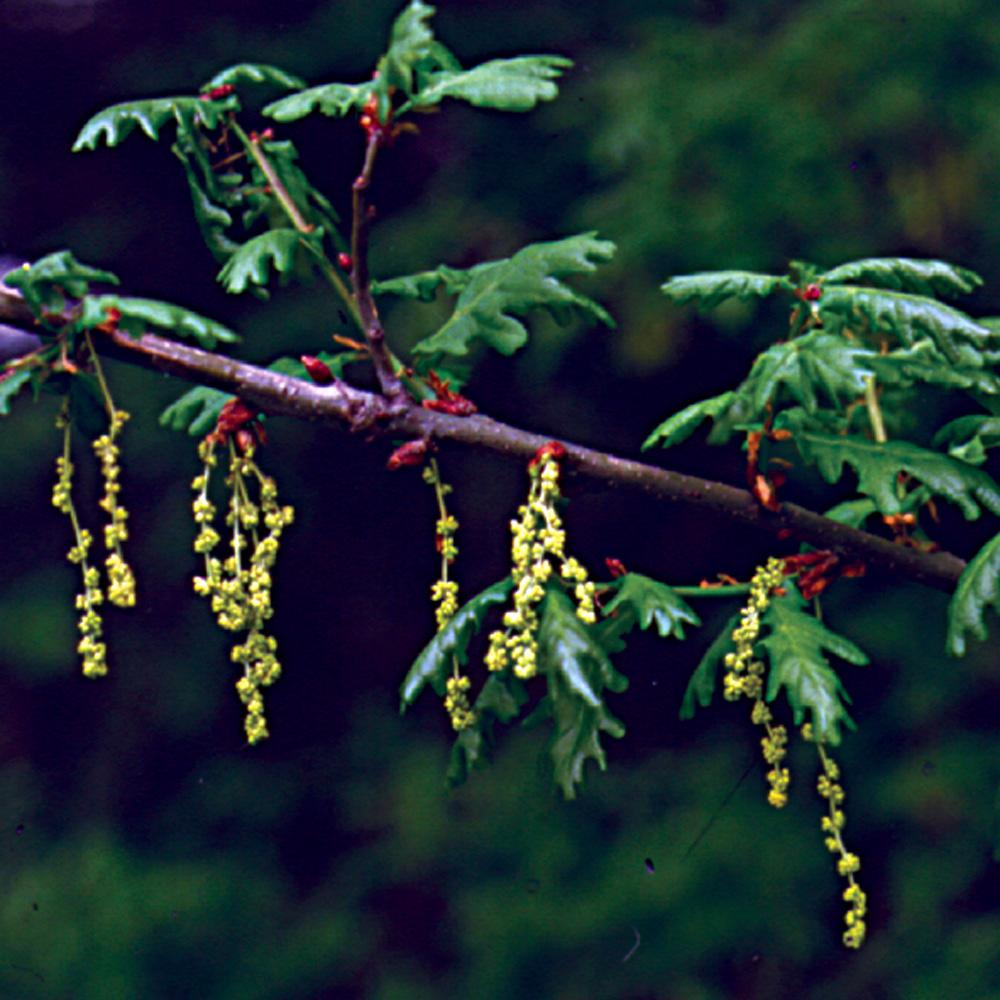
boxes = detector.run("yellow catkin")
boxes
[486,448,595,682]
[191,438,293,745]
[723,557,790,807]
[423,460,475,731]
[803,724,867,948]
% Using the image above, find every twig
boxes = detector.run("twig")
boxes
[350,127,406,404]
[0,284,970,593]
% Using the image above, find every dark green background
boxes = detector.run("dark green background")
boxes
[1,1,998,997]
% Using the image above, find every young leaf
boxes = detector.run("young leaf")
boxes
[78,295,239,349]
[200,63,305,95]
[661,271,788,310]
[381,0,436,96]
[263,82,371,122]
[679,613,739,719]
[642,391,736,450]
[399,578,513,709]
[823,498,878,529]
[0,368,33,416]
[761,591,867,745]
[933,415,1000,465]
[391,233,615,359]
[536,589,627,799]
[72,97,231,151]
[446,674,529,788]
[410,55,573,112]
[738,331,873,415]
[820,257,983,298]
[159,351,355,435]
[4,250,119,314]
[789,427,1000,519]
[865,339,1000,396]
[817,285,993,362]
[217,229,321,295]
[159,385,232,437]
[601,572,701,640]
[946,530,1000,657]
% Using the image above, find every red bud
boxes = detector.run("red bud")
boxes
[386,439,430,470]
[337,252,353,270]
[605,557,628,578]
[300,355,334,385]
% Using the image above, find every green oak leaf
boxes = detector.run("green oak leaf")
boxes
[263,82,371,122]
[378,233,614,359]
[679,613,739,719]
[446,674,529,788]
[0,368,33,416]
[217,229,322,295]
[601,572,701,640]
[820,257,982,298]
[536,588,627,799]
[399,578,512,708]
[946,530,1000,657]
[786,423,1000,519]
[77,295,238,349]
[199,63,305,96]
[411,55,573,112]
[642,391,736,450]
[4,250,119,315]
[661,270,788,310]
[761,590,868,745]
[72,97,231,151]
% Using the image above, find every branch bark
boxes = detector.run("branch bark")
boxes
[0,283,968,593]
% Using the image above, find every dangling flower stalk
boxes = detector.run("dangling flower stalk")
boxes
[485,442,596,680]
[722,556,790,807]
[191,412,294,745]
[423,458,474,731]
[52,401,107,678]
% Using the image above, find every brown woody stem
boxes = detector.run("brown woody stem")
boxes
[0,283,969,593]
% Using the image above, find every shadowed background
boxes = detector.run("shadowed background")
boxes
[1,1,998,997]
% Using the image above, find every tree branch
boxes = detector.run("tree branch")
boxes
[0,283,969,593]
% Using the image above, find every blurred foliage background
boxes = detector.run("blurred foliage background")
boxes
[1,1,999,997]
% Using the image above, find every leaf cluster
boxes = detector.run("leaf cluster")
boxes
[650,256,1000,654]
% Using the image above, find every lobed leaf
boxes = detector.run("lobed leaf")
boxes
[946,531,1000,657]
[601,572,701,640]
[399,578,513,709]
[200,63,305,95]
[679,613,740,719]
[817,285,993,362]
[0,368,33,416]
[78,295,239,349]
[412,55,573,112]
[217,229,321,295]
[382,0,436,95]
[537,588,627,798]
[390,233,614,359]
[72,97,230,152]
[820,257,983,298]
[159,385,232,437]
[661,270,788,310]
[642,391,736,450]
[761,590,867,745]
[446,674,529,787]
[933,414,1000,466]
[263,82,371,122]
[788,425,1000,519]
[739,331,872,416]
[865,339,1000,396]
[4,250,118,314]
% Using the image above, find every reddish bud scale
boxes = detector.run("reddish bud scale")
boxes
[605,557,628,578]
[300,354,335,386]
[803,283,822,301]
[422,398,477,416]
[386,439,430,470]
[200,83,236,101]
[529,441,567,469]
[95,306,122,333]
